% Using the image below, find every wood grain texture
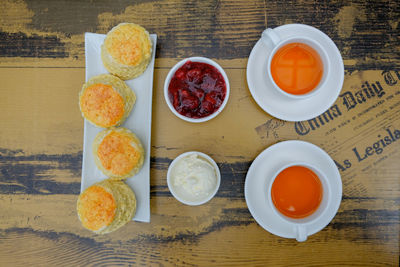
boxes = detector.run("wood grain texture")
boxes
[0,0,399,266]
[0,0,399,69]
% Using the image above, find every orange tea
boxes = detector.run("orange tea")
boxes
[271,166,322,219]
[270,43,323,95]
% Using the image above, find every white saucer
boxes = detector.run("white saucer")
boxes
[244,140,342,240]
[246,24,344,121]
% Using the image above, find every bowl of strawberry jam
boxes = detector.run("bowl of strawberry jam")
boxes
[164,57,230,123]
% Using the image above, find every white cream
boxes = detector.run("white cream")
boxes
[170,153,217,202]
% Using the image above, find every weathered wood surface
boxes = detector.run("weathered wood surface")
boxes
[0,0,399,266]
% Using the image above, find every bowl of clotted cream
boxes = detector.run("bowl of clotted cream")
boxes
[167,151,221,206]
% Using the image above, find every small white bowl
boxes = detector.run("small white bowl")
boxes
[163,57,230,123]
[167,151,221,206]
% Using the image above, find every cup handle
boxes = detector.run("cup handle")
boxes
[295,225,307,242]
[261,28,281,48]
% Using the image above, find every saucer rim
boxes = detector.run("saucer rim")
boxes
[244,140,342,239]
[246,23,344,122]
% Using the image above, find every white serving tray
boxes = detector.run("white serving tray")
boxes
[81,32,157,222]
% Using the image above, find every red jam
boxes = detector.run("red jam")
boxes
[168,61,227,119]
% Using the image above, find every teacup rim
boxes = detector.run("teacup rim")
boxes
[266,35,331,100]
[266,161,331,226]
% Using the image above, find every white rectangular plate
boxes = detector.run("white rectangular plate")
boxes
[81,32,157,222]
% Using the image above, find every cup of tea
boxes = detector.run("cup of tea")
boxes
[261,28,330,99]
[266,162,331,242]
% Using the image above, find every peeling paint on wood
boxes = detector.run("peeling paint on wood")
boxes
[0,0,399,266]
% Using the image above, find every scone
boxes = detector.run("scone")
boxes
[93,127,144,179]
[101,23,152,80]
[79,74,136,128]
[77,179,136,234]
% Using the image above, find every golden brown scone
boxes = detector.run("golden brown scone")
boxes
[77,179,136,234]
[101,23,152,80]
[93,127,144,180]
[79,74,136,128]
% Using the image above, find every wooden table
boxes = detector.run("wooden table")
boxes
[1,1,399,266]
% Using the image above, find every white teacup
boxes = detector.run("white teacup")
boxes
[261,28,331,99]
[266,162,331,242]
